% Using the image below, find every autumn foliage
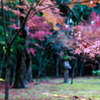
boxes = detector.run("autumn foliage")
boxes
[74,11,100,58]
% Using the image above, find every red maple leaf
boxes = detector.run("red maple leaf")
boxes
[74,48,82,54]
[77,36,82,40]
[89,53,95,58]
[73,95,79,99]
[19,32,22,35]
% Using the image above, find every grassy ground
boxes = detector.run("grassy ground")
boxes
[0,77,100,100]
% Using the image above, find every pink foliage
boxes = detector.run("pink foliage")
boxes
[34,43,40,47]
[29,48,36,56]
[9,24,19,29]
[27,15,52,40]
[34,43,44,50]
[73,11,100,57]
[27,15,51,31]
[75,48,82,54]
[90,11,98,20]
[33,31,52,40]
[9,14,52,56]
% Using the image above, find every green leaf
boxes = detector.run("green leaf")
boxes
[37,13,42,17]
[63,56,69,60]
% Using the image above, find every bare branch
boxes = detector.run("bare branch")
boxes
[9,0,95,45]
[27,0,95,21]
[1,0,8,44]
[10,0,35,45]
[8,0,13,41]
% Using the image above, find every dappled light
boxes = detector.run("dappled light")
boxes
[42,92,69,99]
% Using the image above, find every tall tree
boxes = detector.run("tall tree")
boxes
[1,0,35,99]
[13,0,28,88]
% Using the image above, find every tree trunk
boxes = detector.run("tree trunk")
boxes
[98,62,100,79]
[60,58,63,77]
[26,54,33,82]
[0,52,5,78]
[13,0,27,88]
[56,56,59,78]
[71,58,77,84]
[25,40,33,83]
[64,70,69,83]
[27,65,33,82]
[10,61,16,86]
[36,71,40,82]
[13,49,26,88]
[80,62,84,77]
[5,46,11,100]
[0,69,2,79]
